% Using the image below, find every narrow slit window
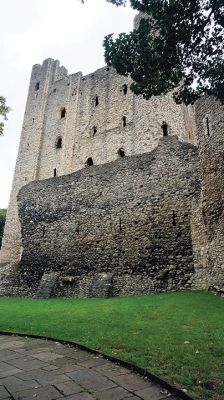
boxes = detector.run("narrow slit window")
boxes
[35,82,40,91]
[118,148,125,158]
[206,117,210,137]
[172,210,176,226]
[93,126,97,136]
[56,137,62,149]
[162,122,168,136]
[86,157,93,166]
[54,168,57,177]
[122,116,127,127]
[95,96,99,106]
[61,108,66,119]
[122,84,128,95]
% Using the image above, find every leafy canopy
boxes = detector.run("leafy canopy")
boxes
[86,0,224,104]
[0,97,10,135]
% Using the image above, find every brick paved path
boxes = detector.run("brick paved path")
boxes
[0,335,180,400]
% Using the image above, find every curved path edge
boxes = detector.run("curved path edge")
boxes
[0,331,194,400]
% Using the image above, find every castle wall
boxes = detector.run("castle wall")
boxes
[194,97,224,292]
[17,137,200,297]
[1,58,197,264]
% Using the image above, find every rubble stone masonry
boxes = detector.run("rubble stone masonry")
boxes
[193,97,224,293]
[17,136,200,297]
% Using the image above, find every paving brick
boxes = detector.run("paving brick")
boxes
[64,394,94,400]
[55,380,83,396]
[0,375,40,396]
[67,369,116,391]
[0,349,23,361]
[6,356,47,371]
[113,374,153,391]
[15,369,70,386]
[42,364,59,371]
[94,363,131,378]
[50,357,78,368]
[31,351,64,361]
[95,386,131,399]
[78,357,107,369]
[135,386,171,400]
[13,384,63,400]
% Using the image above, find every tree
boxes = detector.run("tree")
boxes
[0,209,6,248]
[85,0,224,105]
[0,96,10,135]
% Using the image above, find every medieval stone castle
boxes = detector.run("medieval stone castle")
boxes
[0,15,223,298]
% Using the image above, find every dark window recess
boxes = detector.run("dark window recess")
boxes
[122,84,128,95]
[61,108,66,118]
[118,148,125,158]
[56,137,62,149]
[93,126,97,136]
[172,211,176,226]
[42,226,46,238]
[122,116,127,127]
[206,117,210,137]
[119,217,122,232]
[106,67,110,71]
[53,88,57,93]
[95,96,99,106]
[54,168,57,177]
[35,82,40,91]
[162,122,168,136]
[86,157,93,166]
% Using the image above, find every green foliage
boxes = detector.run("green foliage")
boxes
[0,209,7,248]
[0,291,223,399]
[85,0,224,104]
[0,97,10,135]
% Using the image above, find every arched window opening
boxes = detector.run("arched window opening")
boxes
[122,84,128,95]
[35,82,40,91]
[118,148,125,158]
[93,126,97,136]
[122,116,127,127]
[162,122,168,136]
[53,168,57,177]
[95,95,99,106]
[206,117,210,137]
[86,157,94,166]
[61,107,66,119]
[56,137,62,149]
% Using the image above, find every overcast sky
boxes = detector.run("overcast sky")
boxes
[0,0,136,208]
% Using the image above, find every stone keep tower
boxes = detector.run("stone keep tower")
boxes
[1,56,197,265]
[1,59,69,263]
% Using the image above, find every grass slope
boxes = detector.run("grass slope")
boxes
[0,291,223,399]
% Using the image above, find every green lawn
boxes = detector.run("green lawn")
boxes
[0,291,223,399]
